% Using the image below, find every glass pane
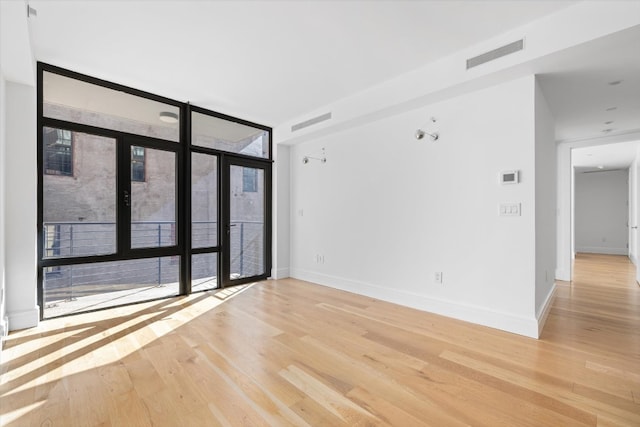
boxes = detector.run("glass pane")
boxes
[192,111,269,159]
[192,153,218,248]
[43,127,116,258]
[43,257,180,318]
[43,71,180,142]
[131,147,176,248]
[230,165,265,279]
[192,253,218,292]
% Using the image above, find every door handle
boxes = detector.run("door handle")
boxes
[632,226,638,229]
[226,223,236,235]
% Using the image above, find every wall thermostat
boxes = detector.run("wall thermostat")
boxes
[501,170,519,184]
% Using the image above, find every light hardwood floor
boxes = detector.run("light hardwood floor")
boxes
[1,253,639,426]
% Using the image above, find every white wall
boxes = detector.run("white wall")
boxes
[630,157,638,263]
[272,144,290,279]
[0,75,7,342]
[5,82,38,330]
[631,147,640,282]
[289,76,546,338]
[534,79,556,333]
[1,0,38,333]
[575,170,628,255]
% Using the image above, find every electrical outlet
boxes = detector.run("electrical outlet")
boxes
[434,272,443,284]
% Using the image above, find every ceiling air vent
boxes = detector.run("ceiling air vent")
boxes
[291,112,332,132]
[466,39,524,70]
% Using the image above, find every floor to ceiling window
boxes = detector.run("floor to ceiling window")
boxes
[38,63,272,319]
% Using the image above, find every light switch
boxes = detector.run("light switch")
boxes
[500,203,521,216]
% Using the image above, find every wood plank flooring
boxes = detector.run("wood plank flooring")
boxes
[1,253,639,426]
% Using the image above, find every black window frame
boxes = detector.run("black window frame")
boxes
[242,167,258,193]
[131,146,146,182]
[43,127,74,176]
[37,62,273,320]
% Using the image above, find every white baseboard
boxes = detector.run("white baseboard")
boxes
[290,268,540,339]
[536,284,556,338]
[7,307,39,331]
[271,268,290,280]
[575,246,627,256]
[0,316,8,337]
[555,268,570,282]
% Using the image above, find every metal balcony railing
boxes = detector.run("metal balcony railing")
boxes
[42,220,264,299]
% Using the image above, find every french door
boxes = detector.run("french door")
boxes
[39,63,272,319]
[40,130,183,318]
[222,157,271,286]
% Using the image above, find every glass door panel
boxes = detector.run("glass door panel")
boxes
[228,164,265,280]
[192,253,218,292]
[192,153,218,248]
[192,111,269,158]
[43,257,180,318]
[131,146,177,248]
[42,127,117,258]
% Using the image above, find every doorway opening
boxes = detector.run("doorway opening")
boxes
[570,141,640,285]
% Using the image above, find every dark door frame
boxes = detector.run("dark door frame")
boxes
[220,155,272,288]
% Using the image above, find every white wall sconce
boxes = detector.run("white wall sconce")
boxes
[302,156,326,164]
[302,148,327,164]
[415,117,439,141]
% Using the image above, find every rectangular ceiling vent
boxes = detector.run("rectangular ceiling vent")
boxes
[466,39,524,70]
[291,112,332,132]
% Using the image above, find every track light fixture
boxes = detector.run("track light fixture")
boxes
[302,147,327,164]
[302,156,326,164]
[415,117,439,141]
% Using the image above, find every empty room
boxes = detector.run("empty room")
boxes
[1,1,639,426]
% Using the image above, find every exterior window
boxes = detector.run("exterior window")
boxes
[131,146,145,182]
[43,224,61,275]
[242,167,257,192]
[44,224,61,258]
[44,128,73,176]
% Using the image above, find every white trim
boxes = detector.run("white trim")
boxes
[272,268,290,280]
[0,316,8,338]
[556,128,640,145]
[555,268,570,282]
[7,307,39,331]
[575,247,628,256]
[536,284,556,338]
[290,268,540,339]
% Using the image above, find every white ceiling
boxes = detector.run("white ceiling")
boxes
[24,0,640,174]
[535,24,640,173]
[27,0,577,127]
[536,25,640,143]
[573,141,640,173]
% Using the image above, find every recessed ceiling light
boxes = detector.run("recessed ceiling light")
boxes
[602,128,614,133]
[159,111,179,124]
[597,165,604,169]
[608,80,623,86]
[586,153,593,157]
[604,121,614,125]
[605,107,617,111]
